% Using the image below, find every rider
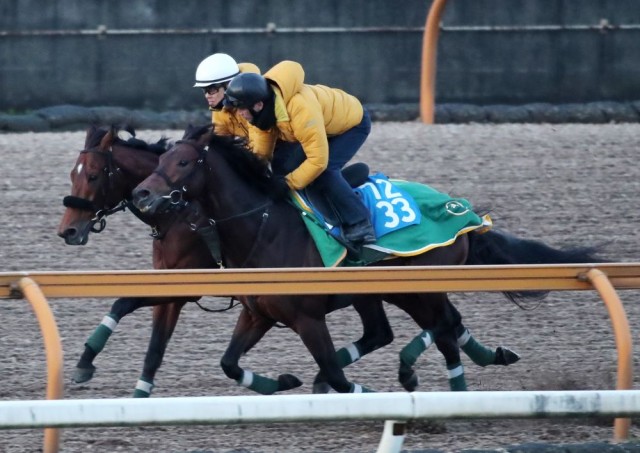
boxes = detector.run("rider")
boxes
[193,53,260,142]
[223,60,376,245]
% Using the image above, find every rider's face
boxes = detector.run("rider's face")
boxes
[202,84,225,108]
[237,101,264,121]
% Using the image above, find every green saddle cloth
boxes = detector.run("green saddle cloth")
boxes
[294,179,492,267]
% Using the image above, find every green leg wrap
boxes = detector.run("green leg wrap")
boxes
[85,313,120,354]
[237,371,280,395]
[335,343,360,368]
[133,377,154,398]
[400,330,433,368]
[458,328,496,367]
[447,362,466,391]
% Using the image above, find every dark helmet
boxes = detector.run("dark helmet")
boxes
[223,73,271,109]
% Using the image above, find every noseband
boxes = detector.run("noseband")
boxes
[62,147,127,233]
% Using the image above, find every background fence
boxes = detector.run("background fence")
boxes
[1,0,639,112]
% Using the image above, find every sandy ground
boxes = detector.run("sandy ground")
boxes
[0,123,639,452]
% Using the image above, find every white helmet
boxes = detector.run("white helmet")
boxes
[193,53,240,87]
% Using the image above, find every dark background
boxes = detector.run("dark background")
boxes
[1,0,639,112]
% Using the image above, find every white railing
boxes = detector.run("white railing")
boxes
[2,391,640,453]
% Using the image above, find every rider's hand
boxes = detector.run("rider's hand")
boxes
[271,175,291,200]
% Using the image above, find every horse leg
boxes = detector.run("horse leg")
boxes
[296,313,375,393]
[389,292,469,391]
[312,295,393,394]
[434,330,467,391]
[220,304,303,395]
[398,328,434,392]
[455,323,521,367]
[73,296,151,384]
[133,300,188,398]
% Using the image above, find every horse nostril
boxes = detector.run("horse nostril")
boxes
[133,188,150,202]
[58,228,77,239]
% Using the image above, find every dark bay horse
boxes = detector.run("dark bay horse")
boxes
[59,125,521,396]
[131,127,600,394]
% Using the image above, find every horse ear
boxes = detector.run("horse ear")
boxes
[98,126,118,151]
[84,125,99,148]
[122,123,136,137]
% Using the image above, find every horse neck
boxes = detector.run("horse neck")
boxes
[200,151,320,268]
[200,152,276,267]
[112,144,160,197]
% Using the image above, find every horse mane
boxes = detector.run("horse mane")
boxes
[208,133,277,195]
[85,125,168,155]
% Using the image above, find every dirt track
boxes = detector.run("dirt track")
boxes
[1,123,639,452]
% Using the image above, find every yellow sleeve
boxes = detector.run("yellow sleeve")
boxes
[286,98,328,190]
[212,110,232,137]
[248,126,277,162]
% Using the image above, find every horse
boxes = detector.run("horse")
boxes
[130,125,601,394]
[57,125,228,397]
[59,125,521,396]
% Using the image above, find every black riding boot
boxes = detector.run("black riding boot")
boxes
[311,169,376,244]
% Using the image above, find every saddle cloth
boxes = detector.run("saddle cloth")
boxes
[291,174,492,267]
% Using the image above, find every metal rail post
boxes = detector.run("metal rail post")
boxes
[17,277,64,453]
[586,269,633,441]
[420,0,449,124]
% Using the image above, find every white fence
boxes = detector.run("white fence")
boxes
[2,391,640,429]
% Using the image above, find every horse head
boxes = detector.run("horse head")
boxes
[57,124,166,245]
[132,124,214,216]
[132,124,282,221]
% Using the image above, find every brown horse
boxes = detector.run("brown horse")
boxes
[57,125,227,397]
[59,125,520,396]
[131,126,599,394]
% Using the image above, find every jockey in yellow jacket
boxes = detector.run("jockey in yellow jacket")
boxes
[223,60,375,244]
[193,53,260,144]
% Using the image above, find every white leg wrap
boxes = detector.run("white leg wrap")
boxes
[101,315,118,331]
[421,331,433,348]
[346,343,361,362]
[457,328,471,347]
[135,379,153,394]
[240,370,254,388]
[351,383,363,393]
[447,365,464,379]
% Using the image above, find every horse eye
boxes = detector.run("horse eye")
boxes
[88,174,98,182]
[178,159,189,167]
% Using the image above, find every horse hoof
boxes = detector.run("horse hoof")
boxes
[400,373,419,392]
[494,346,521,365]
[312,381,332,394]
[277,373,303,391]
[72,365,96,384]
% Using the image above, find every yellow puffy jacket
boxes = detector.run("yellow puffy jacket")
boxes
[211,62,261,146]
[250,60,364,190]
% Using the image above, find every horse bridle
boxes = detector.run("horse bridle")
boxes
[62,147,128,233]
[154,140,273,268]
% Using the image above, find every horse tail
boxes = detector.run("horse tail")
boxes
[465,228,605,305]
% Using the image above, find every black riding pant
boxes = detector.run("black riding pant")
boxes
[271,108,372,226]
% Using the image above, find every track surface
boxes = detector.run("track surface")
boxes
[1,123,639,452]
